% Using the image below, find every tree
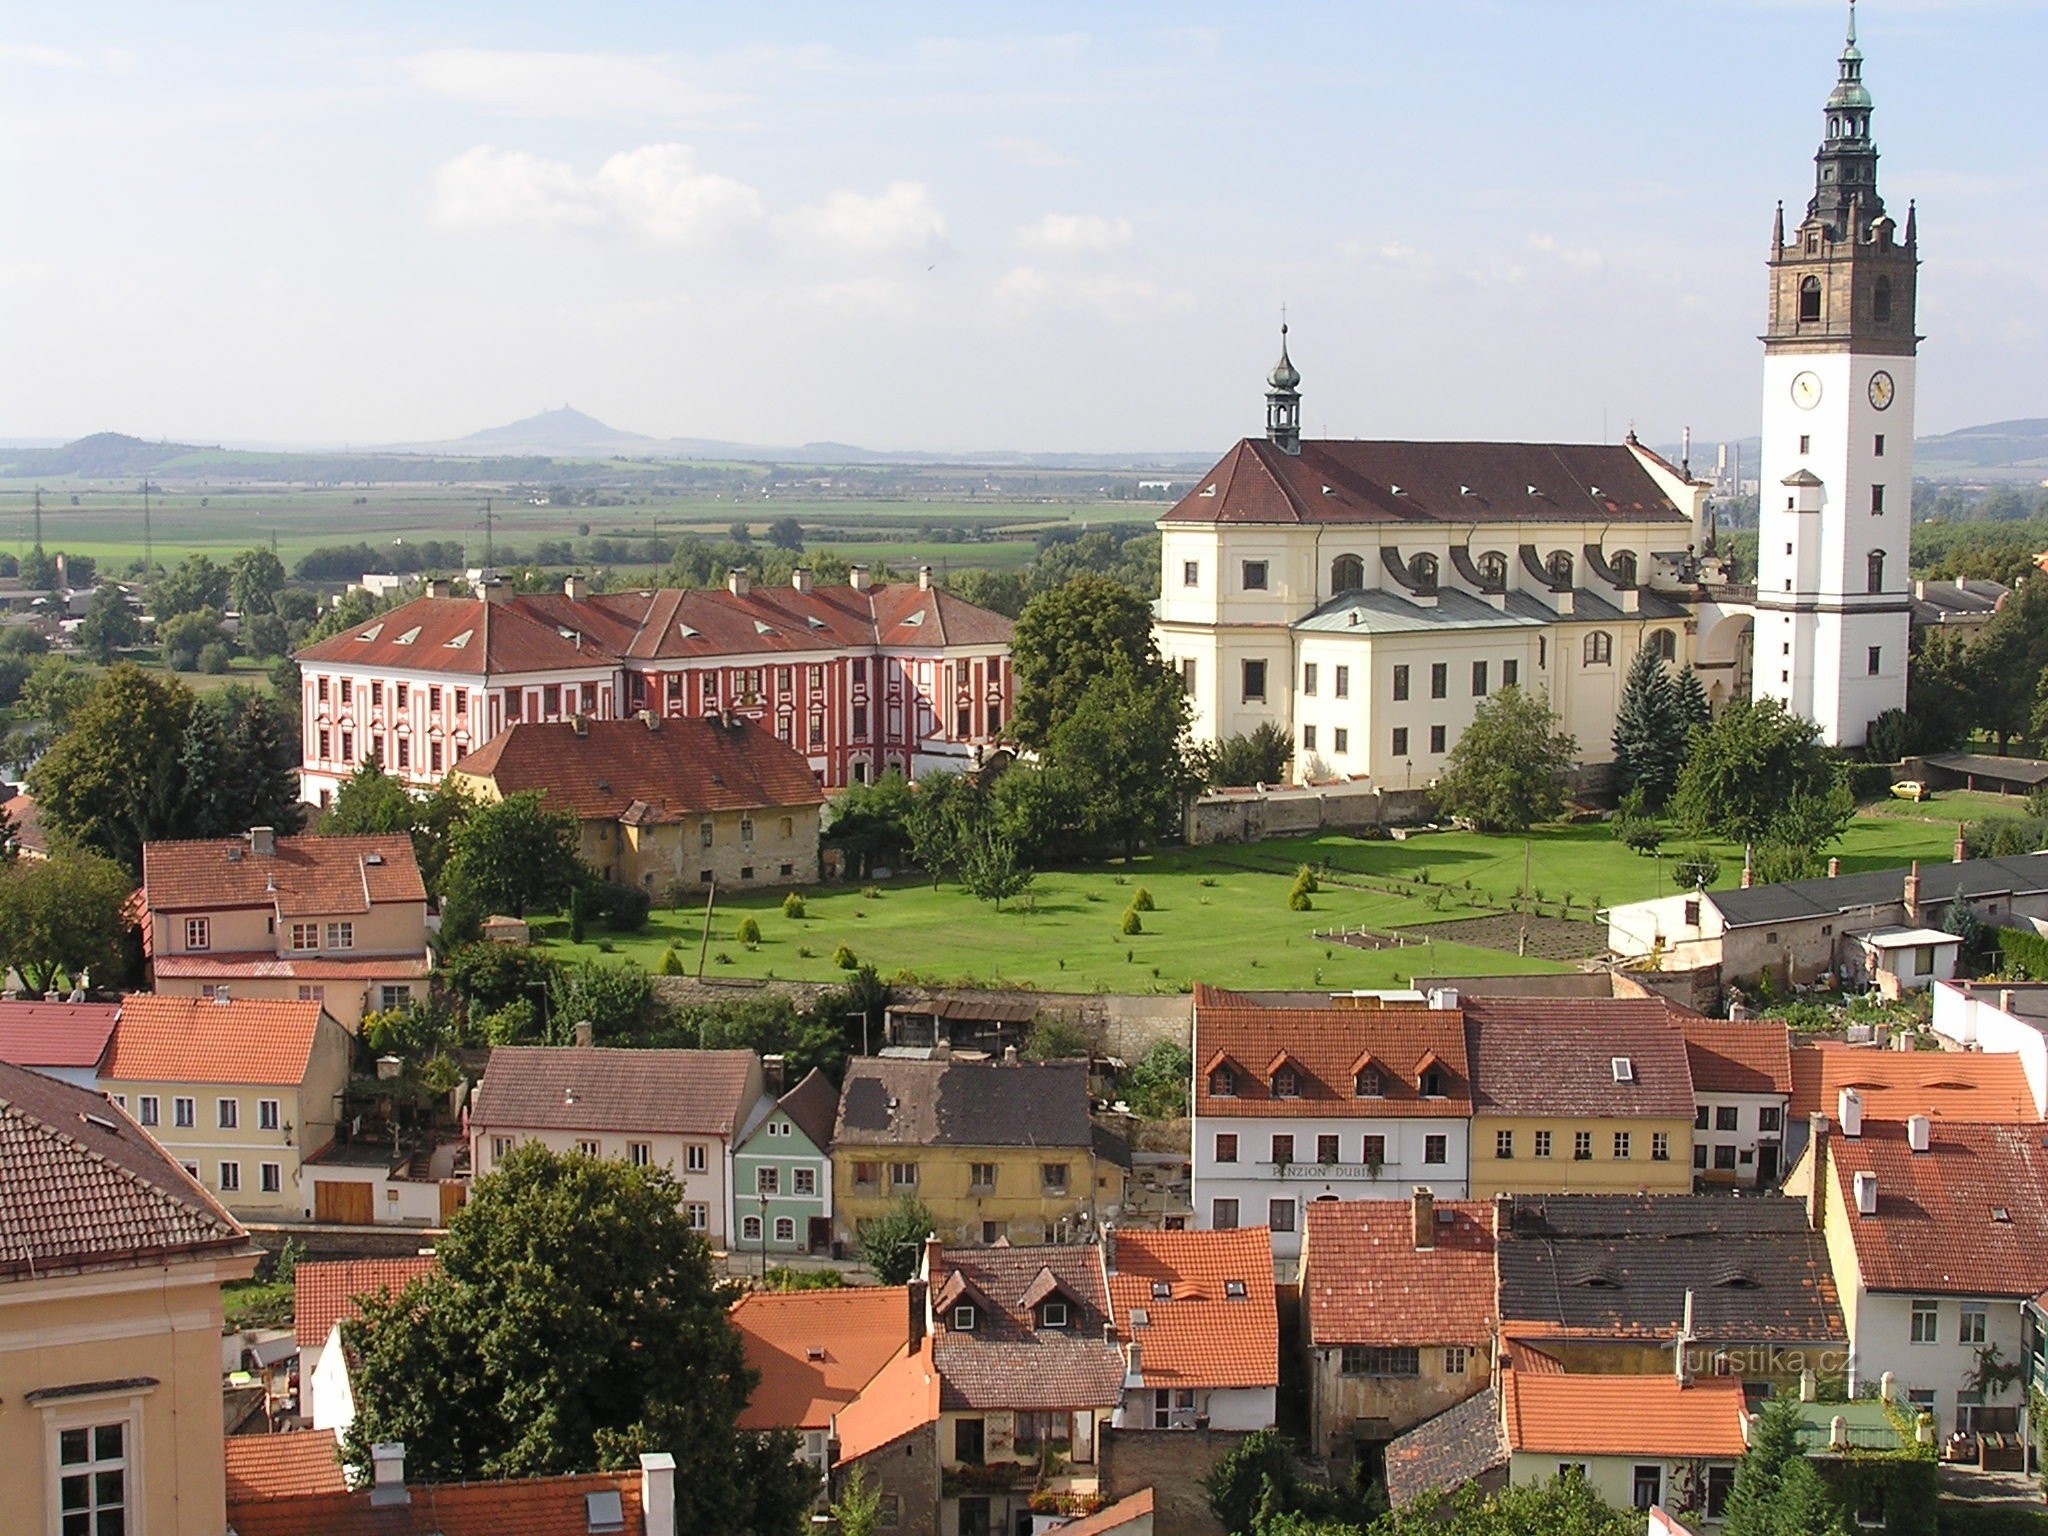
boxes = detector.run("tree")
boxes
[227,547,288,616]
[1723,1397,1814,1536]
[439,792,585,925]
[1433,687,1577,833]
[77,587,141,663]
[1376,1475,1640,1536]
[1211,723,1293,787]
[152,553,231,619]
[20,657,95,731]
[959,829,1034,908]
[824,770,915,878]
[29,665,197,871]
[1674,697,1845,848]
[765,516,805,553]
[18,548,55,589]
[340,1145,814,1533]
[828,1466,883,1536]
[1906,628,1981,754]
[176,686,304,839]
[858,1194,935,1284]
[241,611,291,660]
[319,762,473,893]
[1611,648,1689,807]
[1675,665,1712,738]
[0,853,136,993]
[1041,665,1206,859]
[904,771,980,888]
[1966,578,2048,753]
[1011,575,1168,745]
[158,607,226,671]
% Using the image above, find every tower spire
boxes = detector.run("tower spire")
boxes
[1809,0,1881,237]
[1264,311,1302,456]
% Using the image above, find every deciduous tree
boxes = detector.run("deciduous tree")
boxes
[0,852,136,993]
[227,547,288,616]
[439,791,585,929]
[77,587,141,664]
[858,1194,936,1285]
[1041,665,1206,858]
[1674,696,1847,849]
[1011,575,1168,745]
[1210,722,1293,787]
[29,665,197,871]
[1433,687,1577,833]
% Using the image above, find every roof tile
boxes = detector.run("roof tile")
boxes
[1193,985,1472,1120]
[1684,1019,1794,1097]
[224,1431,349,1501]
[225,1470,642,1536]
[294,1257,439,1350]
[1501,1365,1748,1458]
[142,833,425,916]
[929,1244,1124,1411]
[1107,1227,1278,1389]
[471,1047,757,1138]
[833,1059,1095,1150]
[103,995,332,1088]
[1790,1044,2039,1123]
[734,1286,913,1431]
[1303,1198,1496,1348]
[1464,997,1696,1119]
[0,1000,121,1070]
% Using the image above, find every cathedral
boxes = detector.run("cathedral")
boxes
[1155,3,1917,779]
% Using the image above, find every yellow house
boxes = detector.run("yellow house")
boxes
[831,1057,1125,1248]
[0,1058,260,1536]
[1463,998,1695,1199]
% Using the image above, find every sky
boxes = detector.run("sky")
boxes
[2,1,2043,457]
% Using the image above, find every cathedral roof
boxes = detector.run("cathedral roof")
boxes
[1159,438,1690,527]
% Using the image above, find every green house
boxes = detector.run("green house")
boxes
[732,1064,838,1261]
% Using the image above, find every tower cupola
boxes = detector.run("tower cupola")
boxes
[1265,321,1302,455]
[1809,0,1883,238]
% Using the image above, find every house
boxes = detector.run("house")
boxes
[1781,1042,2039,1170]
[100,995,354,1218]
[831,1055,1124,1249]
[882,994,1040,1055]
[1929,979,2048,1119]
[448,713,827,893]
[1786,1112,2048,1438]
[832,1338,943,1536]
[0,998,119,1088]
[1683,1018,1794,1186]
[1105,1226,1279,1433]
[294,1256,439,1432]
[293,568,1014,804]
[1495,1194,1846,1394]
[0,786,47,858]
[139,827,430,1032]
[1190,983,1474,1260]
[1300,1190,1497,1465]
[0,1058,260,1536]
[1463,997,1695,1199]
[732,1284,915,1474]
[468,1045,763,1245]
[732,1064,839,1258]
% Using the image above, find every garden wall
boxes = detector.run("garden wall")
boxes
[1185,782,1436,846]
[1101,1426,1254,1536]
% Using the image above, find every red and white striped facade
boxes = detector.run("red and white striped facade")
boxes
[292,570,1014,806]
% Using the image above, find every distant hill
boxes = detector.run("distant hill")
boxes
[0,431,214,478]
[1915,418,2048,476]
[432,405,658,456]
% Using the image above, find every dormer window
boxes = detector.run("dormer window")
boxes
[952,1304,976,1332]
[1477,551,1507,589]
[1150,1281,1170,1300]
[1409,553,1438,591]
[1354,1067,1383,1098]
[1210,1067,1237,1098]
[1419,1067,1446,1098]
[1272,1067,1298,1099]
[1225,1280,1248,1300]
[1330,554,1364,593]
[1039,1301,1068,1330]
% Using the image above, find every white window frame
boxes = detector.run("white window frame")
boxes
[288,922,319,952]
[260,1162,282,1194]
[259,1099,281,1132]
[685,1143,708,1174]
[138,1095,159,1127]
[323,921,355,951]
[757,1166,779,1195]
[40,1389,149,1536]
[218,1160,241,1193]
[173,1096,195,1129]
[217,1098,238,1130]
[629,1142,652,1167]
[1910,1299,1938,1344]
[184,917,210,951]
[741,1215,762,1242]
[792,1167,816,1195]
[686,1202,709,1232]
[774,1216,796,1243]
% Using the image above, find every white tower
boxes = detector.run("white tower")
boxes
[1752,1,1917,747]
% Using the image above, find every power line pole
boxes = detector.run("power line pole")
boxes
[483,497,495,569]
[31,485,43,554]
[141,480,153,577]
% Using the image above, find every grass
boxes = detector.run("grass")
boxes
[222,1276,293,1332]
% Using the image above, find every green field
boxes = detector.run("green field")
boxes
[532,802,1977,993]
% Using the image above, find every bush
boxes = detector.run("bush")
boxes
[736,916,762,949]
[1294,864,1319,894]
[1996,926,2048,981]
[1673,849,1722,891]
[1130,885,1155,912]
[592,881,651,933]
[474,998,539,1045]
[657,944,685,976]
[833,942,858,970]
[1120,907,1143,935]
[1025,1019,1094,1060]
[782,892,806,920]
[1288,887,1313,912]
[195,642,232,675]
[1966,816,2048,860]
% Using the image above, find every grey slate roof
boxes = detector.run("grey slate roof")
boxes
[1709,853,2048,931]
[833,1058,1095,1150]
[1923,753,2048,788]
[1497,1195,1845,1344]
[1291,585,1688,637]
[930,1244,1123,1411]
[471,1047,757,1137]
[776,1067,840,1153]
[1463,998,1695,1119]
[1383,1387,1509,1507]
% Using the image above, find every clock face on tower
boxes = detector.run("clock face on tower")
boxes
[1868,371,1896,411]
[1791,371,1823,410]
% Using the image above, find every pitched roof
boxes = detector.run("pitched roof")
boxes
[733,1286,913,1432]
[294,1257,439,1350]
[1384,1387,1510,1507]
[224,1470,642,1536]
[293,593,617,676]
[1824,1119,2048,1297]
[0,1059,248,1280]
[1684,1019,1794,1098]
[150,952,432,981]
[224,1431,349,1501]
[929,1244,1124,1411]
[102,995,332,1088]
[1192,984,1472,1120]
[1303,1198,1496,1348]
[142,832,425,915]
[1048,1489,1156,1536]
[451,715,825,823]
[0,999,121,1070]
[1107,1227,1278,1389]
[1789,1044,2039,1124]
[1159,437,1689,527]
[1500,1364,1748,1458]
[833,1058,1095,1150]
[775,1067,840,1153]
[833,1339,941,1466]
[1709,853,2048,931]
[1463,997,1696,1119]
[1497,1195,1843,1345]
[471,1047,757,1137]
[3,789,47,856]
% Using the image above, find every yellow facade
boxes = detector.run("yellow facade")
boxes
[834,1144,1125,1248]
[1465,1116,1694,1199]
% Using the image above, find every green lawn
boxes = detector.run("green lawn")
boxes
[532,801,1977,993]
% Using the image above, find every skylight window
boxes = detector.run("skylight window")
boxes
[902,611,925,627]
[1224,1280,1247,1299]
[445,629,473,649]
[1150,1281,1170,1300]
[806,615,826,629]
[754,620,774,634]
[677,623,699,638]
[357,623,383,641]
[1611,1057,1635,1083]
[394,626,420,645]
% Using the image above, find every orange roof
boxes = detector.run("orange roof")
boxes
[733,1286,912,1432]
[1684,1019,1793,1097]
[1501,1363,1748,1457]
[103,995,331,1087]
[224,1431,348,1501]
[1107,1228,1278,1390]
[294,1257,438,1350]
[142,832,424,916]
[225,1470,641,1536]
[1789,1044,2040,1125]
[1052,1489,1156,1536]
[833,1338,941,1466]
[1193,984,1472,1119]
[1303,1198,1497,1348]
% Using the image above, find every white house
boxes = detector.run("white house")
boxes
[294,1257,437,1432]
[1682,1019,1794,1187]
[1929,980,2048,1119]
[1105,1226,1278,1433]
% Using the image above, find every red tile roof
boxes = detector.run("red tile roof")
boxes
[3,789,47,856]
[294,594,617,676]
[142,832,425,916]
[1823,1119,2048,1298]
[1463,997,1697,1119]
[102,995,333,1088]
[294,1257,439,1350]
[451,715,825,823]
[834,1339,941,1466]
[471,1047,758,1137]
[733,1285,913,1431]
[1106,1227,1278,1389]
[1790,1044,2039,1124]
[0,1059,248,1279]
[1193,984,1472,1120]
[1052,1489,1155,1536]
[0,1000,120,1070]
[151,952,432,981]
[1684,1019,1794,1097]
[225,1471,642,1536]
[1500,1363,1747,1458]
[1159,438,1689,527]
[1303,1198,1497,1348]
[224,1431,349,1501]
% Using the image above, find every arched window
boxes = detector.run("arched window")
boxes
[1868,550,1885,594]
[1330,553,1365,593]
[1650,628,1677,662]
[1410,552,1439,591]
[1873,275,1893,324]
[1546,550,1574,589]
[1477,551,1507,589]
[1799,275,1823,324]
[1609,550,1638,588]
[1584,631,1613,666]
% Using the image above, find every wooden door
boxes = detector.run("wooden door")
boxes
[439,1180,467,1224]
[313,1180,375,1225]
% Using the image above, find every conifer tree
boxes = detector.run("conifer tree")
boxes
[1612,648,1688,808]
[1676,665,1712,737]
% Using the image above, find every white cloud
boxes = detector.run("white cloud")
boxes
[0,43,137,72]
[1015,212,1133,254]
[1524,232,1606,272]
[781,182,947,255]
[431,144,765,247]
[399,49,742,122]
[993,265,1189,315]
[992,136,1076,169]
[591,145,766,245]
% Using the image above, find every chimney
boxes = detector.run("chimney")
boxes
[369,1443,409,1508]
[907,1279,928,1349]
[1906,1113,1931,1153]
[1903,861,1922,924]
[728,568,751,598]
[480,574,511,605]
[1827,856,1840,879]
[1806,1114,1828,1231]
[1838,1088,1863,1139]
[572,713,589,737]
[918,565,933,591]
[1102,1224,1117,1275]
[563,573,588,603]
[1853,1170,1879,1216]
[427,577,452,599]
[573,1020,594,1049]
[791,566,812,594]
[638,709,661,732]
[249,826,276,858]
[1412,1186,1436,1250]
[1675,1288,1695,1387]
[639,1452,677,1536]
[1124,1340,1143,1387]
[2001,988,2016,1015]
[1741,845,1754,889]
[1427,987,1459,1011]
[1956,825,1969,864]
[1002,1045,1019,1066]
[762,1053,786,1095]
[921,1234,942,1283]
[849,565,873,593]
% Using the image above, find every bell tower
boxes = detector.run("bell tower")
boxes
[1752,0,1918,748]
[1265,321,1302,456]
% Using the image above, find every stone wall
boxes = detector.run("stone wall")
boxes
[1101,1426,1255,1536]
[1185,783,1435,847]
[844,1424,939,1536]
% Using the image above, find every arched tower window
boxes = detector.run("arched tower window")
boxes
[1546,550,1574,589]
[1799,275,1823,324]
[1410,553,1439,591]
[1650,628,1677,663]
[1330,554,1364,593]
[1477,551,1507,589]
[1868,550,1885,594]
[1873,275,1893,324]
[1584,632,1613,666]
[1609,550,1638,588]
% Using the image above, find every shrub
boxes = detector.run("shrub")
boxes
[196,641,233,675]
[1121,907,1143,935]
[861,884,882,899]
[1288,887,1313,912]
[1673,849,1722,891]
[567,887,586,944]
[593,881,651,933]
[1130,886,1155,912]
[736,916,762,949]
[782,892,806,920]
[657,945,685,976]
[1294,864,1319,894]
[833,942,858,970]
[1996,926,2048,981]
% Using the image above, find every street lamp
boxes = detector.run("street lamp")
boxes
[759,1191,771,1282]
